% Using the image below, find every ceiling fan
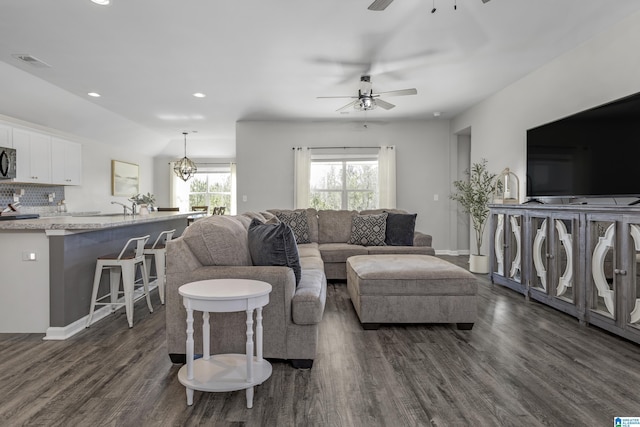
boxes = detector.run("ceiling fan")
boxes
[368,0,490,11]
[317,76,417,112]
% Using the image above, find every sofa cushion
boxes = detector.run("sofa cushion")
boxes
[297,242,321,258]
[248,218,302,285]
[182,215,252,266]
[348,213,388,246]
[275,210,312,244]
[319,242,369,263]
[385,212,417,246]
[318,210,358,243]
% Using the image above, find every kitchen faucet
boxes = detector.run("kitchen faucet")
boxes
[111,201,137,215]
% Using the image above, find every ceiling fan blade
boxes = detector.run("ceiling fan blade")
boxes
[377,88,417,97]
[368,0,394,11]
[336,100,359,112]
[375,99,395,110]
[317,95,358,99]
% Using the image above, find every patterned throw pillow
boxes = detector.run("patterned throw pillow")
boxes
[275,210,311,244]
[348,213,388,246]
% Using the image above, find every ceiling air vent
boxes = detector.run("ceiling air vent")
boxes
[12,54,51,68]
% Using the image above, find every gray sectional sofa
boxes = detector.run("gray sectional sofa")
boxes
[165,208,434,368]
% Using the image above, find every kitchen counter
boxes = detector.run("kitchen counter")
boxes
[0,211,204,232]
[0,211,198,337]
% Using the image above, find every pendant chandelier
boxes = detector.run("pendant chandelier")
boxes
[173,132,197,181]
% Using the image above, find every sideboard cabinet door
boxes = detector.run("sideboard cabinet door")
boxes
[489,209,525,294]
[529,212,581,318]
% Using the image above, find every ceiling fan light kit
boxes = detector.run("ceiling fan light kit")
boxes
[317,75,416,113]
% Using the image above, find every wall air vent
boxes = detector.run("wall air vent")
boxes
[12,54,51,68]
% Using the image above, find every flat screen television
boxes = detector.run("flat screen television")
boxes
[526,91,640,199]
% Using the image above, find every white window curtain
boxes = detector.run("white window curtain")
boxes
[378,145,396,208]
[169,161,190,212]
[293,147,311,209]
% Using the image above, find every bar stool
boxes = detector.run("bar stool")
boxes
[86,235,153,328]
[144,229,176,304]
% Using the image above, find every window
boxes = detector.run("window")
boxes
[309,158,379,210]
[188,170,232,213]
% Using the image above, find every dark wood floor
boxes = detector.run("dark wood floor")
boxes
[2,255,639,426]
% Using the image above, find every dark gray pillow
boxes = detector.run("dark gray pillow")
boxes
[275,210,311,244]
[348,213,388,246]
[385,212,417,246]
[248,218,301,285]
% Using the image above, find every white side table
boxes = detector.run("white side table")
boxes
[177,279,272,408]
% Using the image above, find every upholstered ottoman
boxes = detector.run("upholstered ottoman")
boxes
[346,254,478,330]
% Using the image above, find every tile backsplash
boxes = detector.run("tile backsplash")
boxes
[0,183,65,214]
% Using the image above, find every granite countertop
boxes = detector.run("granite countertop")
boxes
[0,211,204,231]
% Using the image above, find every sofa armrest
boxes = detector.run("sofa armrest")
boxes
[414,231,432,247]
[292,269,326,325]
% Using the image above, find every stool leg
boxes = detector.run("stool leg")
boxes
[121,263,135,328]
[145,254,153,285]
[155,251,166,304]
[86,263,104,328]
[141,258,153,313]
[109,267,121,313]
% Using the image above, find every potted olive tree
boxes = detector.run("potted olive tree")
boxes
[450,159,497,273]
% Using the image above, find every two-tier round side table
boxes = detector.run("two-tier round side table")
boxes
[177,278,272,408]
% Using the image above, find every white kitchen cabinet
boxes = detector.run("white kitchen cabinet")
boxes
[12,128,52,183]
[51,137,82,185]
[0,124,12,147]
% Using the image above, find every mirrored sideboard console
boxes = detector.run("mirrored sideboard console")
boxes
[489,204,640,345]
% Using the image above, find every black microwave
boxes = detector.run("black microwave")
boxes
[0,146,17,179]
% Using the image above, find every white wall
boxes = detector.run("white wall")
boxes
[236,120,454,252]
[450,10,640,254]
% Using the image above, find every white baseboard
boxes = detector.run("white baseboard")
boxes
[44,282,158,341]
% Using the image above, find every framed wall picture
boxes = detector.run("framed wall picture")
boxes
[111,160,139,196]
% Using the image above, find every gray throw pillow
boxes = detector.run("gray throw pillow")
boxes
[275,210,311,244]
[385,212,416,246]
[248,218,302,285]
[348,213,388,246]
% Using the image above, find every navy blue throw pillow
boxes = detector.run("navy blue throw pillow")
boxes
[385,212,417,246]
[248,218,301,285]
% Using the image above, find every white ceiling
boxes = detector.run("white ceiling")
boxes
[1,0,639,158]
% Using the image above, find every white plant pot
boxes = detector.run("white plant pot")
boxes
[138,204,150,216]
[469,254,490,274]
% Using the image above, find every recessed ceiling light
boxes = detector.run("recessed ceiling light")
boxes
[193,93,206,98]
[91,0,110,5]
[88,92,101,97]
